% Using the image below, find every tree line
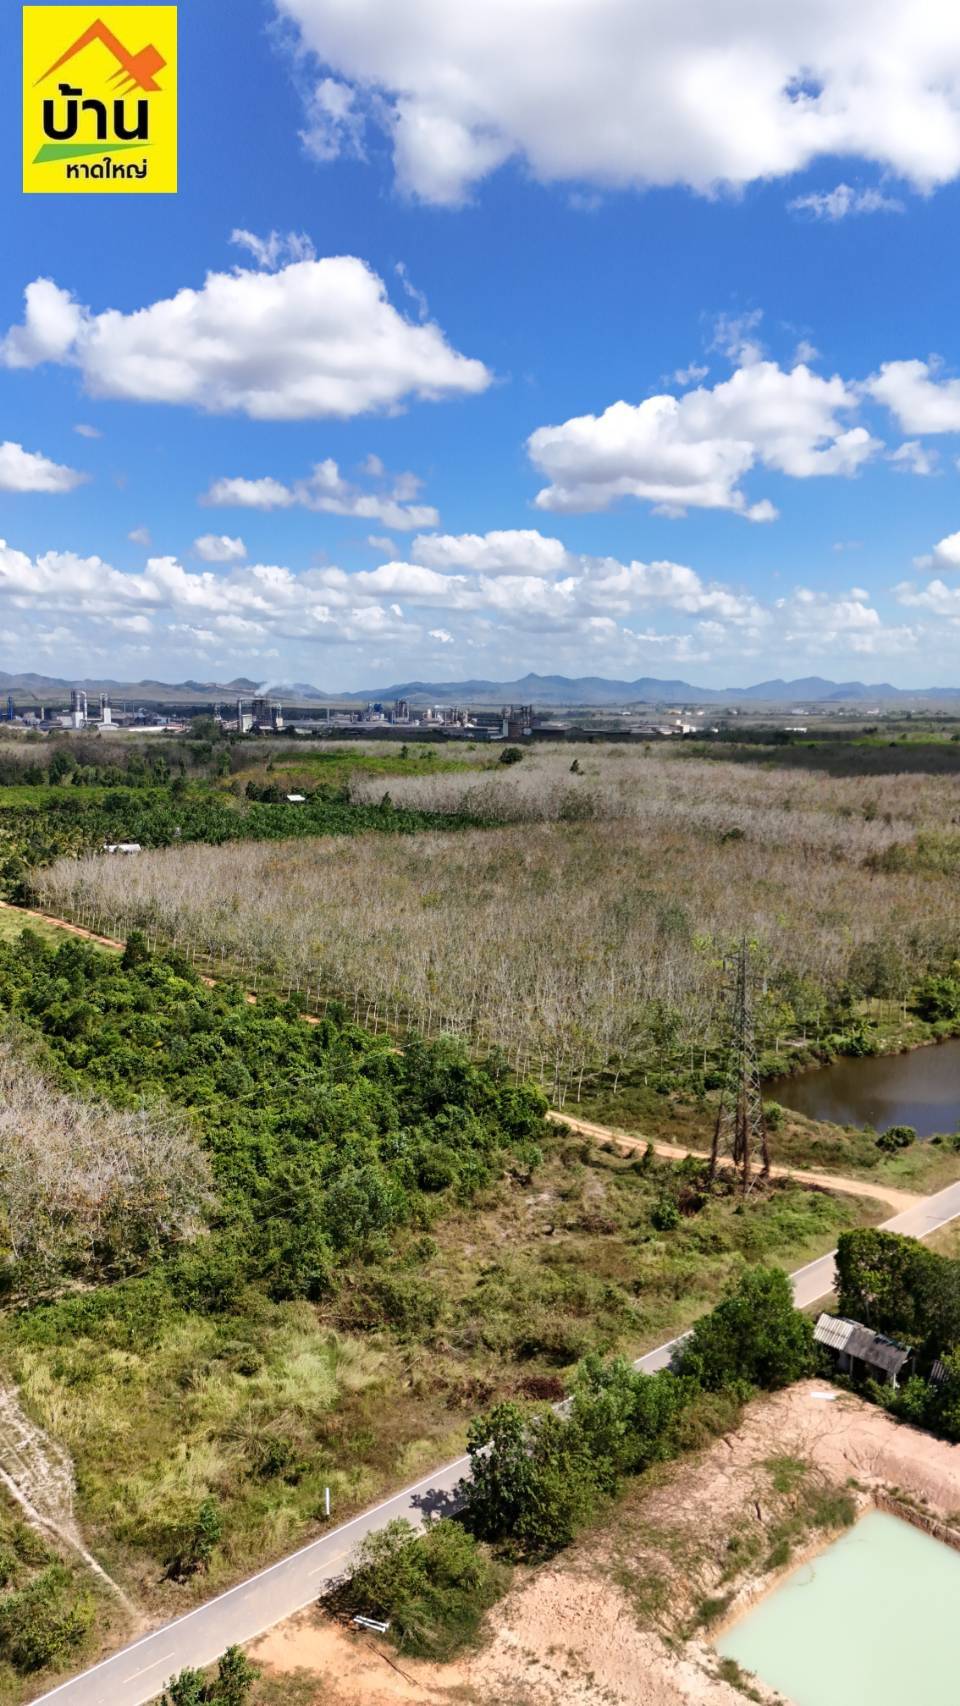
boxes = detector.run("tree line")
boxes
[837,1227,960,1439]
[339,1264,828,1663]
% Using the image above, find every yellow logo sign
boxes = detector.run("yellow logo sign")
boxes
[23,6,177,194]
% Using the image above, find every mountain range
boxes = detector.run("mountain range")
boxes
[2,668,960,708]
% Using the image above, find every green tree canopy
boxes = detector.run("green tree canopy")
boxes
[677,1265,814,1391]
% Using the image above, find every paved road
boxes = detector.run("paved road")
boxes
[30,1176,960,1705]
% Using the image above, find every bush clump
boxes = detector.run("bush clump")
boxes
[347,1518,509,1660]
[876,1124,916,1152]
[677,1265,815,1391]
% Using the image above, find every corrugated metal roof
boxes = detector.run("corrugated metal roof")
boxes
[814,1313,911,1376]
[844,1325,910,1376]
[814,1313,857,1352]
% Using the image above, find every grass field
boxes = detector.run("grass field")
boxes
[928,1221,960,1259]
[226,742,492,794]
[0,907,116,952]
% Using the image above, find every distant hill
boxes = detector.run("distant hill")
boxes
[2,668,960,708]
[355,671,960,707]
[0,671,336,705]
[357,673,727,705]
[733,676,903,702]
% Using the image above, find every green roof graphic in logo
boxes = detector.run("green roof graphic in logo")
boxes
[33,142,153,164]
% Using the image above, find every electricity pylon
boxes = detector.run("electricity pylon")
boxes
[709,939,770,1193]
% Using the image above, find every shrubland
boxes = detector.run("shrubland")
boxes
[162,1646,260,1706]
[0,728,498,900]
[0,927,874,1700]
[4,733,958,1695]
[0,1506,101,1692]
[0,782,479,902]
[463,1265,813,1558]
[0,734,217,790]
[341,1518,509,1660]
[0,930,545,1304]
[346,739,960,853]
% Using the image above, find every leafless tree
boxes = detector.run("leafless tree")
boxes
[34,744,960,1103]
[0,1035,212,1290]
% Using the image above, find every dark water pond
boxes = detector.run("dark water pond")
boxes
[766,1037,960,1140]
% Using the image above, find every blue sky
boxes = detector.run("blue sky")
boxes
[4,0,960,688]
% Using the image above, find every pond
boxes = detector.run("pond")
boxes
[765,1037,960,1140]
[716,1508,960,1706]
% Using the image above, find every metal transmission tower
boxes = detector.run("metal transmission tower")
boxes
[709,939,770,1193]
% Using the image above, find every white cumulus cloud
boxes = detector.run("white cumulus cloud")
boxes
[778,587,917,655]
[229,228,316,269]
[410,530,570,576]
[888,440,939,475]
[896,576,960,615]
[865,359,960,434]
[204,477,296,510]
[913,530,960,572]
[0,525,928,678]
[275,0,960,204]
[527,361,879,517]
[0,441,85,495]
[0,257,490,421]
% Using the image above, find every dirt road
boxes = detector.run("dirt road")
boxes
[549,1109,918,1213]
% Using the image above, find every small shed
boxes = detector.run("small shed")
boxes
[286,794,306,803]
[814,1313,912,1388]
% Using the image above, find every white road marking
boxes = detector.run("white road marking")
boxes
[123,1653,174,1682]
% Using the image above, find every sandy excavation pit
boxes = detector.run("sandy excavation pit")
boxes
[249,1381,960,1706]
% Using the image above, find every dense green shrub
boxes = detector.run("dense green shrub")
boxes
[570,1354,692,1490]
[466,1401,602,1556]
[163,1647,259,1705]
[913,974,960,1022]
[348,1519,508,1660]
[836,1228,960,1359]
[0,1563,94,1672]
[464,1266,814,1560]
[876,1124,916,1152]
[676,1266,814,1391]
